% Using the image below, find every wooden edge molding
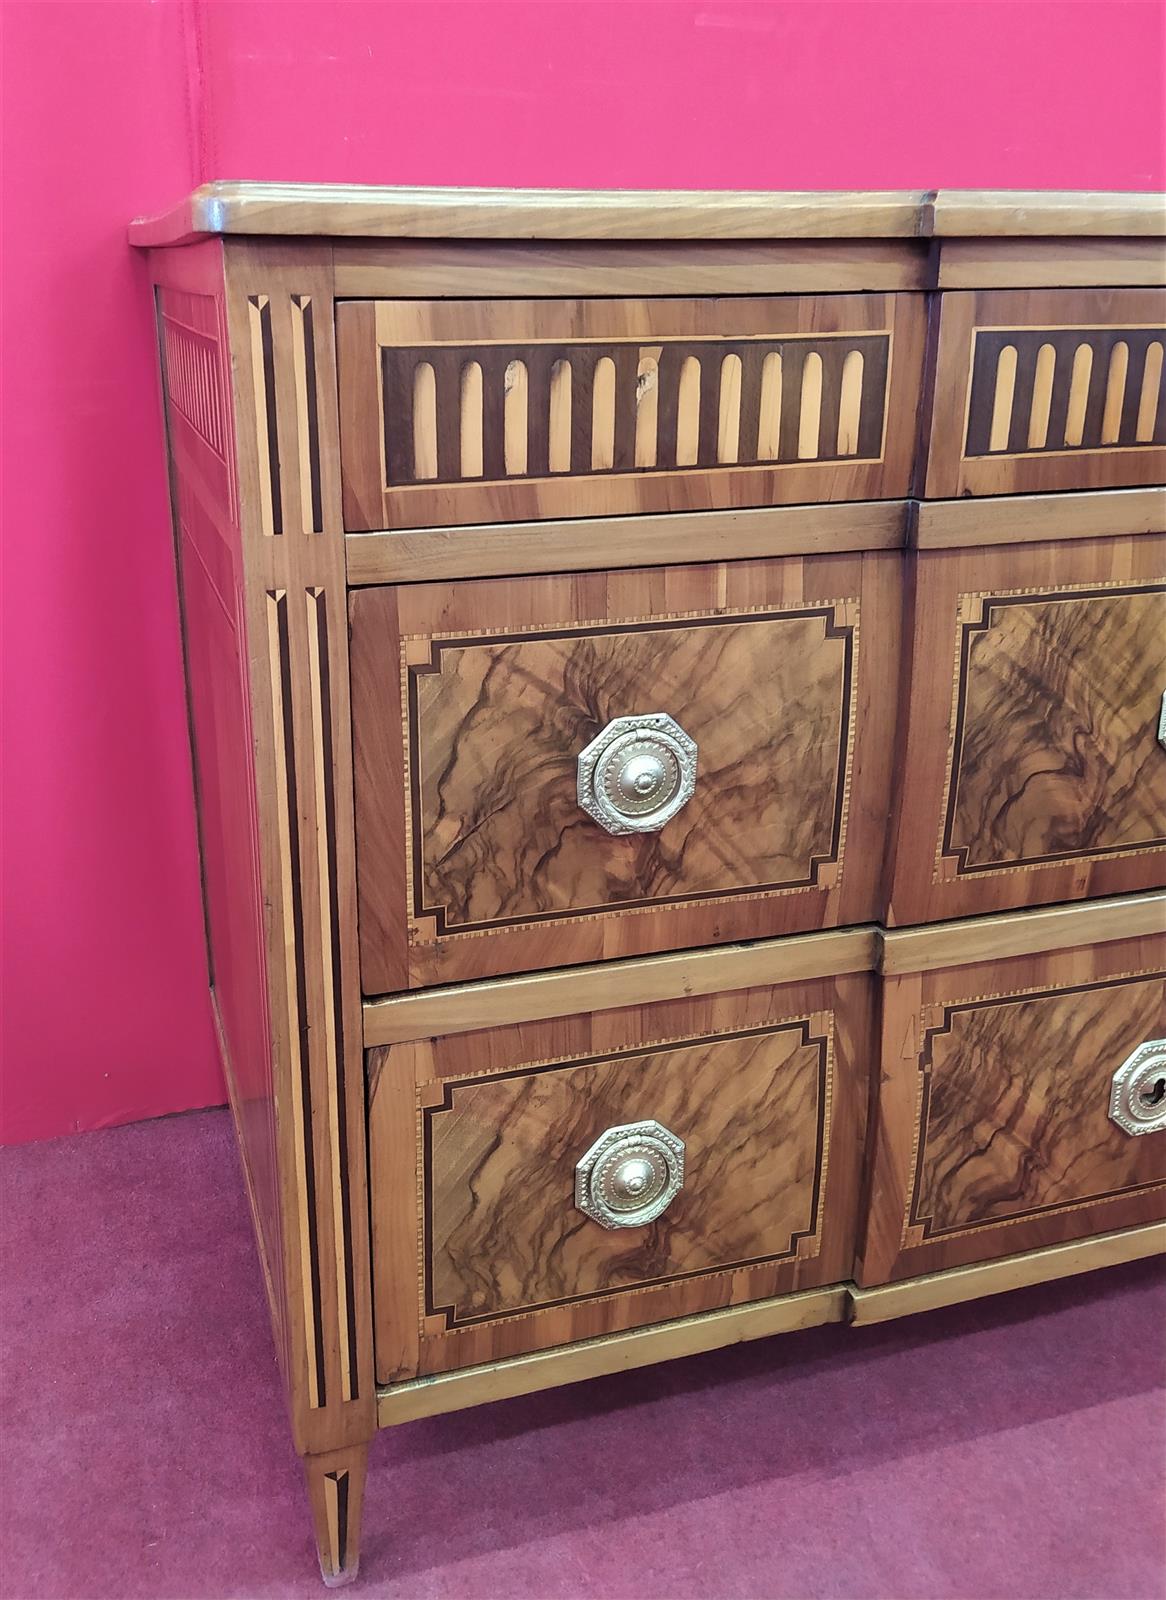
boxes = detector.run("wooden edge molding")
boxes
[331,239,931,299]
[914,487,1166,550]
[130,185,1166,250]
[376,1285,846,1427]
[129,184,929,248]
[345,503,909,586]
[936,238,1166,289]
[879,893,1166,975]
[849,1222,1166,1325]
[362,927,878,1046]
[364,897,1164,1042]
[927,190,1166,239]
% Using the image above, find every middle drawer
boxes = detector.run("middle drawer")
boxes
[350,553,900,992]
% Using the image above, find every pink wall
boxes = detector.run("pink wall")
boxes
[2,1,1163,1144]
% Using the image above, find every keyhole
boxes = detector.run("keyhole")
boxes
[1139,1076,1166,1108]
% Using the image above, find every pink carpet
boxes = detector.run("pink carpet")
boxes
[2,1109,1163,1600]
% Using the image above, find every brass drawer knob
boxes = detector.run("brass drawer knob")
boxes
[1109,1039,1166,1136]
[575,1119,685,1228]
[577,713,697,836]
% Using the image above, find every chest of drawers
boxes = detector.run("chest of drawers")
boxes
[132,185,1166,1585]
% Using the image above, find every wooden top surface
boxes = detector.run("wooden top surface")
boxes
[129,183,1166,248]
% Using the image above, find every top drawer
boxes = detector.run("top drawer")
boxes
[336,294,926,530]
[926,287,1166,498]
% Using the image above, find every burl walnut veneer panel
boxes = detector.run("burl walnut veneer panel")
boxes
[926,287,1166,498]
[887,535,1166,926]
[350,553,900,993]
[336,294,925,530]
[858,933,1166,1285]
[367,973,871,1380]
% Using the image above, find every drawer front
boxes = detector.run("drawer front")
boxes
[858,934,1166,1286]
[368,973,869,1380]
[887,537,1166,927]
[350,554,900,993]
[336,294,926,530]
[926,287,1166,498]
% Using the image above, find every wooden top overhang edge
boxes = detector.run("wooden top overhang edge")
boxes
[129,183,1166,249]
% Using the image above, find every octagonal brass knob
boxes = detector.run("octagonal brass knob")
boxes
[1109,1038,1166,1136]
[576,713,697,836]
[574,1120,685,1229]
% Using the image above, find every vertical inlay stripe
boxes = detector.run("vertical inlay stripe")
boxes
[265,589,324,1406]
[1063,342,1094,446]
[459,361,484,477]
[634,350,660,468]
[548,359,572,472]
[988,345,1018,452]
[591,356,616,470]
[1137,341,1163,442]
[676,355,701,466]
[797,351,823,459]
[717,353,742,464]
[836,350,864,456]
[305,588,357,1402]
[503,359,528,475]
[290,296,323,532]
[248,296,281,534]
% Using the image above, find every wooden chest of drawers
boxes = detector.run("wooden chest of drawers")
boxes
[133,184,1166,1585]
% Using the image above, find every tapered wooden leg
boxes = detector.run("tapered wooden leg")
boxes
[303,1442,369,1587]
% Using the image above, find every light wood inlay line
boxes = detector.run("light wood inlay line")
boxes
[304,587,354,1404]
[265,589,322,1409]
[289,296,323,532]
[247,296,279,535]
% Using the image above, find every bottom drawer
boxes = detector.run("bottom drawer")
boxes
[858,929,1166,1286]
[368,970,870,1382]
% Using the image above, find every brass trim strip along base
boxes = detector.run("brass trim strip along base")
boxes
[376,1285,847,1428]
[375,1222,1165,1428]
[849,1220,1166,1324]
[362,893,1165,1046]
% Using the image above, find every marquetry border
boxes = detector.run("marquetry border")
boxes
[401,600,859,942]
[901,967,1166,1247]
[415,1013,833,1331]
[936,579,1166,881]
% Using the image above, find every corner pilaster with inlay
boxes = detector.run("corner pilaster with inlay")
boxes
[221,242,376,1494]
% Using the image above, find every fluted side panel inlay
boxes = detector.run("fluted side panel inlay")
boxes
[966,326,1166,457]
[161,315,228,460]
[381,333,889,487]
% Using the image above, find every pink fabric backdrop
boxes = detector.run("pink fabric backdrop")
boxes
[2,0,1163,1143]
